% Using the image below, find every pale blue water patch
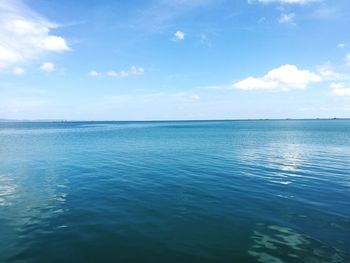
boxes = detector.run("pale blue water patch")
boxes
[0,120,350,262]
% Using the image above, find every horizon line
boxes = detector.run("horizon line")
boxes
[1,117,349,123]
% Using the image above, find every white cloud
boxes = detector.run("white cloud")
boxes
[172,31,185,41]
[249,0,319,4]
[337,43,345,48]
[89,66,144,78]
[0,0,70,70]
[12,66,24,75]
[40,62,55,72]
[42,36,70,52]
[233,64,321,91]
[278,13,295,24]
[234,77,277,90]
[330,83,350,96]
[346,54,350,67]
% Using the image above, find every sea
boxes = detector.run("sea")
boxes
[0,120,349,262]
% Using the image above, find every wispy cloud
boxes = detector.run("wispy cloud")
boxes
[40,62,55,72]
[189,94,200,100]
[88,70,100,77]
[89,66,144,78]
[200,33,211,46]
[0,0,70,71]
[346,54,350,67]
[0,97,48,114]
[278,13,295,24]
[133,0,215,32]
[258,17,267,24]
[12,67,24,75]
[198,84,232,90]
[317,62,349,81]
[310,5,338,20]
[248,0,320,4]
[159,0,214,9]
[330,83,350,96]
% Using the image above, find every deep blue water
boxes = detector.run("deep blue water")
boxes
[0,120,350,262]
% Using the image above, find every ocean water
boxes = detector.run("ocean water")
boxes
[0,120,350,263]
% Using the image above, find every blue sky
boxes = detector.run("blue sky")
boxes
[0,0,350,120]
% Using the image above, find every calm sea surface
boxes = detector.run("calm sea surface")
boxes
[0,120,350,262]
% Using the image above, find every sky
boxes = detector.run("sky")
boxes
[0,0,350,120]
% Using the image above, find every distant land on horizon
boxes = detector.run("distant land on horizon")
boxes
[1,118,349,123]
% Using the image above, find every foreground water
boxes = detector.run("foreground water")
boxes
[0,120,349,262]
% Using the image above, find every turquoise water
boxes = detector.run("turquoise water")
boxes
[0,120,350,262]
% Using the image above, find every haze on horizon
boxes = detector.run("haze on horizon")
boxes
[1,0,350,121]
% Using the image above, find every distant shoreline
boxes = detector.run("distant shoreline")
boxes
[1,118,349,123]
